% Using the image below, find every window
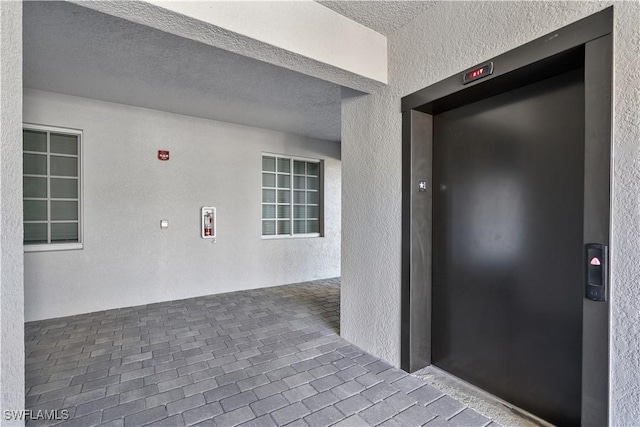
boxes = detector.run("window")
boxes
[23,124,82,251]
[262,154,322,238]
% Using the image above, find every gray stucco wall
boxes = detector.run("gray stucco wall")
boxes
[24,89,341,322]
[340,2,640,424]
[0,1,25,422]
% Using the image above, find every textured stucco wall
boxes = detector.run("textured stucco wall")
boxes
[0,1,25,422]
[24,89,341,322]
[341,1,640,424]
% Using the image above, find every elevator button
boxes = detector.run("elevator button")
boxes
[585,243,607,302]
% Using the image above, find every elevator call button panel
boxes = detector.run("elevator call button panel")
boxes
[463,62,494,84]
[585,243,607,302]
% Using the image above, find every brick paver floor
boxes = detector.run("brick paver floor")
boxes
[24,278,498,427]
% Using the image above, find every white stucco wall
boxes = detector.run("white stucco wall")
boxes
[341,1,639,424]
[0,1,25,422]
[24,89,341,322]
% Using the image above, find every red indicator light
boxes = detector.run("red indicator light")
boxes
[470,69,484,78]
[590,257,601,266]
[463,62,493,84]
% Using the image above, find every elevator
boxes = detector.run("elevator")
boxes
[401,9,612,426]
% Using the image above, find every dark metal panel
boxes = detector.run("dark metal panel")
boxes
[401,6,612,113]
[401,110,433,372]
[400,111,413,371]
[581,33,612,427]
[401,111,412,371]
[432,70,585,426]
[416,47,584,116]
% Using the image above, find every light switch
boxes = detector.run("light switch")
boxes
[160,220,169,229]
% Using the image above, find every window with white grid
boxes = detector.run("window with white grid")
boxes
[23,124,82,251]
[262,154,321,238]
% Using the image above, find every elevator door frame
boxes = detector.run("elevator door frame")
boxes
[400,8,612,426]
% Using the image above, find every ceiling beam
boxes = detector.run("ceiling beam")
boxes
[68,0,387,93]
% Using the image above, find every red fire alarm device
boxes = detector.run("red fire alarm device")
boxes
[158,150,170,161]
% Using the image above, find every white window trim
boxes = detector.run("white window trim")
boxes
[261,152,323,239]
[23,123,84,252]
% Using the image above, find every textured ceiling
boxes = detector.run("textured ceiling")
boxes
[23,1,342,142]
[318,1,436,35]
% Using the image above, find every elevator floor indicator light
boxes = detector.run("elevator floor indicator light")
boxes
[463,62,494,84]
[590,257,601,266]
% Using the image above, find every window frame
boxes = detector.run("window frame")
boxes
[261,152,323,239]
[23,123,84,252]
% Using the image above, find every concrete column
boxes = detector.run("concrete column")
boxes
[0,0,25,423]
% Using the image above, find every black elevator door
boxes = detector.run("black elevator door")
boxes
[432,69,584,426]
